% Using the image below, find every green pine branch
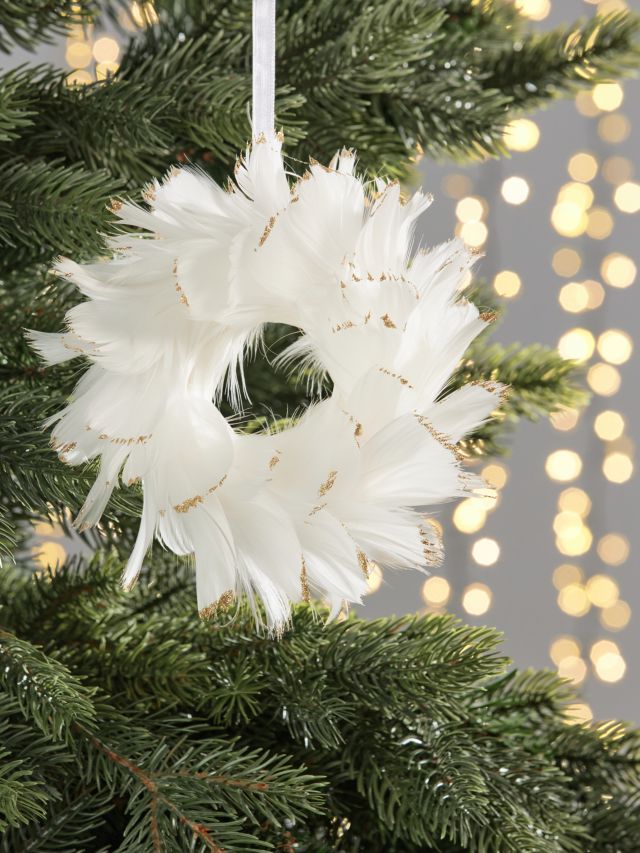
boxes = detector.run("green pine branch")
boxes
[0,1,96,53]
[455,342,588,457]
[0,744,47,832]
[0,630,96,741]
[1,556,639,851]
[484,11,640,109]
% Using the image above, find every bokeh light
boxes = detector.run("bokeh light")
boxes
[453,498,489,534]
[601,253,636,288]
[471,538,500,566]
[31,541,67,571]
[597,533,630,566]
[557,328,595,362]
[557,654,587,685]
[545,450,583,482]
[504,119,540,152]
[597,329,632,365]
[493,270,522,298]
[558,583,590,617]
[550,408,580,432]
[462,583,493,616]
[568,152,598,183]
[586,575,619,608]
[552,247,582,277]
[614,181,640,214]
[65,41,92,69]
[514,0,551,20]
[598,113,631,144]
[458,221,488,248]
[600,601,631,631]
[557,487,591,517]
[586,207,614,240]
[93,36,120,63]
[456,196,485,222]
[552,564,584,590]
[602,452,633,484]
[550,635,581,665]
[602,156,633,185]
[501,176,530,205]
[422,576,451,608]
[551,202,588,237]
[587,363,621,396]
[482,463,508,491]
[592,83,624,112]
[594,410,625,441]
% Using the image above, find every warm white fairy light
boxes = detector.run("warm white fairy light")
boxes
[501,176,530,205]
[462,583,492,616]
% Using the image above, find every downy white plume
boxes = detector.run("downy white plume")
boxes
[29,136,504,630]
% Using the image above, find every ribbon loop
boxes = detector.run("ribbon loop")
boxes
[252,0,276,139]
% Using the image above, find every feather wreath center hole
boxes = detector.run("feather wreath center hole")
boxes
[221,323,329,431]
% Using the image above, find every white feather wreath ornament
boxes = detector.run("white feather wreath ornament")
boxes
[29,137,505,628]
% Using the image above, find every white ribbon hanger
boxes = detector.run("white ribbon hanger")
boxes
[252,0,276,139]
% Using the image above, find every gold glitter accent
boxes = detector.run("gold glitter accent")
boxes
[480,311,497,324]
[369,179,400,204]
[127,477,141,486]
[354,421,363,438]
[258,215,277,248]
[53,440,76,457]
[318,470,338,497]
[268,452,281,470]
[254,132,267,144]
[97,433,151,446]
[332,320,355,333]
[167,165,180,179]
[419,525,444,566]
[172,258,190,307]
[290,195,300,203]
[471,379,510,405]
[378,367,414,389]
[108,198,123,213]
[199,589,234,620]
[357,550,370,579]
[363,311,372,324]
[308,502,327,517]
[380,314,396,329]
[276,130,285,143]
[61,337,86,354]
[414,414,464,462]
[173,474,228,513]
[300,558,310,602]
[142,184,156,203]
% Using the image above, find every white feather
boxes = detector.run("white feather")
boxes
[29,138,504,629]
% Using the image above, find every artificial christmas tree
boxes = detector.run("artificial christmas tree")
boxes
[1,1,640,850]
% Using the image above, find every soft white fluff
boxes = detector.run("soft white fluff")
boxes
[29,137,504,629]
